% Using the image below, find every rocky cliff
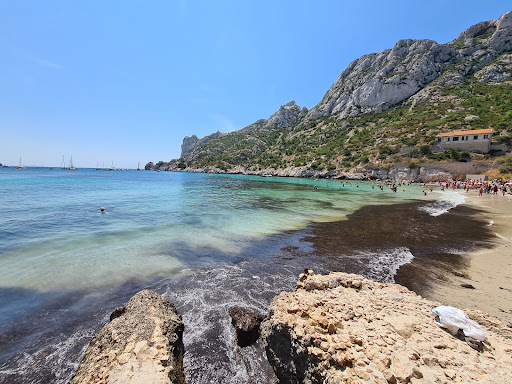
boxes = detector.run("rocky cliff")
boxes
[149,11,512,176]
[177,101,307,163]
[69,290,185,384]
[261,270,512,384]
[308,11,511,120]
[181,131,224,159]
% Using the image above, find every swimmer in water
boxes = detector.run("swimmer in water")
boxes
[100,207,105,213]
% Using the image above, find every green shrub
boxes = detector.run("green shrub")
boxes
[499,155,512,173]
[429,153,449,161]
[420,145,432,155]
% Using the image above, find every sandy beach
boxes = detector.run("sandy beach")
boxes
[424,190,512,326]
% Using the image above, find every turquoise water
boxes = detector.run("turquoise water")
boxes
[0,167,467,383]
[0,168,442,292]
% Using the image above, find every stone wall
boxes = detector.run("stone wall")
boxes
[432,141,491,154]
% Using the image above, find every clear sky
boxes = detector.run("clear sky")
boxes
[0,1,510,168]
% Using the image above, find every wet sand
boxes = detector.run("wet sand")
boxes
[305,198,511,323]
[423,191,512,326]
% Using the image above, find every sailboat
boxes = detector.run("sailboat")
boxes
[15,157,26,169]
[137,161,143,171]
[67,156,78,170]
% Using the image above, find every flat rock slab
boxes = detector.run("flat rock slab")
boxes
[261,270,512,384]
[70,289,185,384]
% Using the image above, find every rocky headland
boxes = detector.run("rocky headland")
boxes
[147,11,512,179]
[69,289,185,384]
[261,270,512,383]
[72,272,512,383]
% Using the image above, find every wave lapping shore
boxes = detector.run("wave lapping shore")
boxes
[261,271,512,383]
[71,271,512,383]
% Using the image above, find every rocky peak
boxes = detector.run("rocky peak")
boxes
[265,100,308,129]
[454,10,511,44]
[180,130,223,158]
[306,11,511,121]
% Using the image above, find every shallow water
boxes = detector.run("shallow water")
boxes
[0,168,482,383]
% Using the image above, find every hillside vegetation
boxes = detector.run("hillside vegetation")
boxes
[148,11,512,177]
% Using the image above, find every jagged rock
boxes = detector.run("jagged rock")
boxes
[261,271,512,384]
[475,53,512,83]
[228,306,266,347]
[69,289,185,384]
[308,11,511,120]
[180,130,224,159]
[265,101,308,129]
[144,161,155,170]
[109,306,125,321]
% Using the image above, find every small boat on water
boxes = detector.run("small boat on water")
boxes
[66,156,78,171]
[15,157,26,169]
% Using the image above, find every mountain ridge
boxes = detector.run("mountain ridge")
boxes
[147,11,512,178]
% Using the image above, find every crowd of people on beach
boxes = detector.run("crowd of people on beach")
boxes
[439,179,512,197]
[310,177,512,198]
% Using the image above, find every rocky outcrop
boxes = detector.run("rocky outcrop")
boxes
[265,101,308,129]
[475,53,512,83]
[178,101,307,163]
[145,161,497,182]
[261,271,512,384]
[307,39,457,119]
[180,131,224,159]
[228,306,266,347]
[308,11,512,120]
[69,290,185,384]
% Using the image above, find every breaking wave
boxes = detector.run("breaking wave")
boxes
[418,193,465,217]
[353,247,415,284]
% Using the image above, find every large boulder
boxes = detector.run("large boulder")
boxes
[261,270,512,384]
[69,289,185,384]
[228,306,266,347]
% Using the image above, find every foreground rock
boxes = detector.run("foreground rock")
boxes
[69,289,185,384]
[228,306,266,347]
[261,271,512,383]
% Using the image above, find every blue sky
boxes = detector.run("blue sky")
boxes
[0,1,510,168]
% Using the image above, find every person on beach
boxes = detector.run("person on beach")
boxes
[479,187,483,196]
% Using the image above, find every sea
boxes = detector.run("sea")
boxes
[0,167,495,383]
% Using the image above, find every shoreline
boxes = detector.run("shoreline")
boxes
[419,190,512,325]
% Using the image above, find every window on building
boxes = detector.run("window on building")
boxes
[474,135,478,140]
[453,137,459,141]
[461,136,465,141]
[447,137,451,141]
[483,134,489,139]
[466,136,469,141]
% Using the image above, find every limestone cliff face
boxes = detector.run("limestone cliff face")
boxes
[261,271,512,384]
[180,130,224,159]
[69,290,185,384]
[308,11,512,120]
[178,101,307,163]
[148,11,512,174]
[265,101,308,129]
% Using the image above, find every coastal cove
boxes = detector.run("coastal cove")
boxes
[0,168,508,383]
